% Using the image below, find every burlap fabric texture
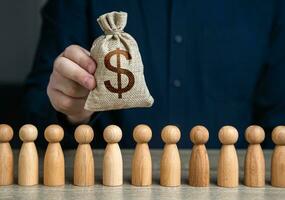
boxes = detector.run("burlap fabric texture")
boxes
[85,11,154,112]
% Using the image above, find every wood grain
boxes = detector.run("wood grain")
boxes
[18,142,39,186]
[189,145,209,187]
[0,150,283,200]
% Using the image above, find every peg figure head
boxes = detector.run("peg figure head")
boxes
[190,125,209,145]
[0,124,13,142]
[19,124,38,142]
[75,125,94,144]
[133,124,152,143]
[218,126,238,145]
[44,124,64,143]
[103,125,122,143]
[272,126,285,145]
[161,125,181,144]
[245,125,265,144]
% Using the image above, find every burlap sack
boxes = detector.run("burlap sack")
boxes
[84,11,154,112]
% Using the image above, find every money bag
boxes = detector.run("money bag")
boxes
[84,11,154,112]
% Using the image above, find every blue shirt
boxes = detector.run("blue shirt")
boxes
[23,0,285,149]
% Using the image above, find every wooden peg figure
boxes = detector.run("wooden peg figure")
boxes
[131,124,152,186]
[103,125,123,186]
[271,126,285,187]
[73,125,94,186]
[217,126,239,187]
[189,125,210,187]
[244,125,265,187]
[160,125,181,187]
[0,124,13,186]
[18,124,39,186]
[44,125,65,186]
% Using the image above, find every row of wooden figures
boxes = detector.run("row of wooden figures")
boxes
[0,124,285,188]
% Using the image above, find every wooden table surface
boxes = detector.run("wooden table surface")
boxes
[0,149,284,200]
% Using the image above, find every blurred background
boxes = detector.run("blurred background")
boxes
[0,0,46,128]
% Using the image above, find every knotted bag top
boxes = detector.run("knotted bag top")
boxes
[97,11,127,35]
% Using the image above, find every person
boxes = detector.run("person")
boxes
[22,0,285,149]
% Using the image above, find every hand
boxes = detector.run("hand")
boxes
[47,45,96,124]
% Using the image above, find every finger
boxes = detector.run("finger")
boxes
[47,87,88,116]
[54,56,96,90]
[50,71,90,98]
[63,45,96,74]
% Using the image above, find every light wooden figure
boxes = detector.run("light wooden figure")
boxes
[131,124,152,186]
[217,126,239,187]
[18,124,39,186]
[73,125,94,186]
[271,126,285,187]
[103,125,123,186]
[189,125,210,187]
[44,124,65,186]
[0,124,13,186]
[160,125,181,187]
[244,125,265,187]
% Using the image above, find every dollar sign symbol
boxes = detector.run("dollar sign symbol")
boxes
[104,48,135,98]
